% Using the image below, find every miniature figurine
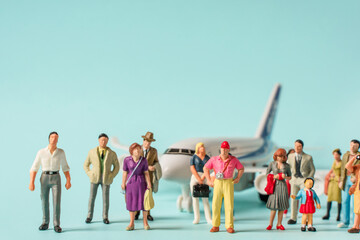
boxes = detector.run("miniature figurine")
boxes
[29,132,71,233]
[291,178,321,232]
[121,143,152,231]
[84,133,120,224]
[265,148,291,230]
[345,154,360,233]
[323,148,342,221]
[283,148,295,217]
[287,139,315,224]
[204,141,244,234]
[135,131,161,221]
[190,142,212,224]
[338,139,360,228]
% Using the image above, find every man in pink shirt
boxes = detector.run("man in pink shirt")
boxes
[204,141,245,233]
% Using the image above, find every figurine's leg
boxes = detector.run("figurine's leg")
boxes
[301,214,307,225]
[337,202,342,221]
[190,175,200,224]
[277,210,284,226]
[87,183,99,219]
[192,197,200,224]
[52,175,61,227]
[323,201,331,219]
[101,183,110,220]
[128,211,135,229]
[269,210,276,226]
[142,210,149,227]
[202,198,212,224]
[40,174,50,225]
[223,179,234,229]
[308,214,313,226]
[212,180,222,227]
[290,183,300,221]
[342,178,351,225]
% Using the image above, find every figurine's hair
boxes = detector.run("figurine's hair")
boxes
[332,148,342,156]
[195,142,205,154]
[287,148,295,157]
[98,133,109,139]
[304,177,315,188]
[129,143,141,155]
[295,139,304,147]
[273,148,287,162]
[351,139,360,147]
[48,131,58,139]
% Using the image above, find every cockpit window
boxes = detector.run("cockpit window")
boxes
[164,148,195,156]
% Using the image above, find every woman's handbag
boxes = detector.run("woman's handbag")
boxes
[264,174,275,195]
[193,184,211,198]
[144,188,155,210]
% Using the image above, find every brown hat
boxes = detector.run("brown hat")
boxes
[142,131,156,142]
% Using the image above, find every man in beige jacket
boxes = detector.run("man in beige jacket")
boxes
[84,133,120,224]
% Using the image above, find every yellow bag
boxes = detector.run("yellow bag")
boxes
[144,188,154,211]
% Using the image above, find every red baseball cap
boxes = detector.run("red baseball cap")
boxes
[221,141,230,149]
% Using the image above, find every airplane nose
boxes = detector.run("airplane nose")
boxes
[159,154,192,182]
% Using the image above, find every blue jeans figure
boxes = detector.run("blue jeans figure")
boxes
[342,176,354,225]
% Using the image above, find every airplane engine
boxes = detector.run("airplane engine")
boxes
[254,171,326,203]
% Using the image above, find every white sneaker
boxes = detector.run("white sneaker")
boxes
[337,222,349,228]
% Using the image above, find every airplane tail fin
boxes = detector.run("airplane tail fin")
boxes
[255,83,281,139]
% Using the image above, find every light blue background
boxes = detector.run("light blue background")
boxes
[1,1,360,239]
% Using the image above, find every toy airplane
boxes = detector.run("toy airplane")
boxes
[111,83,326,212]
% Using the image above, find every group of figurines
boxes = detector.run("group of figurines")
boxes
[29,131,360,234]
[190,139,360,234]
[29,131,161,233]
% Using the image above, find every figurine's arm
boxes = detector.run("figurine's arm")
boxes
[29,171,37,191]
[83,153,92,176]
[346,155,358,173]
[190,165,203,184]
[121,171,128,190]
[233,167,244,184]
[308,156,315,178]
[339,154,347,189]
[111,153,120,178]
[144,171,152,189]
[64,171,71,190]
[291,190,302,200]
[203,166,213,187]
[313,190,321,209]
[148,149,158,171]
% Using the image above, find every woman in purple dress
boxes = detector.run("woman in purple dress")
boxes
[121,143,152,231]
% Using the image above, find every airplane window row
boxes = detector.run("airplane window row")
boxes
[164,148,195,156]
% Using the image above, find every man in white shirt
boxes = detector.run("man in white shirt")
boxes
[29,132,72,233]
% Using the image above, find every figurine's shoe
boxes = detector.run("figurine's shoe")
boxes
[348,228,360,233]
[39,223,49,230]
[301,226,306,232]
[135,211,140,220]
[210,227,219,232]
[147,214,154,221]
[266,225,272,230]
[103,218,110,224]
[193,218,200,224]
[287,219,297,224]
[322,215,330,220]
[126,225,135,231]
[144,225,150,230]
[337,222,349,228]
[226,228,235,233]
[308,227,316,232]
[276,225,285,230]
[54,226,62,233]
[85,218,92,223]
